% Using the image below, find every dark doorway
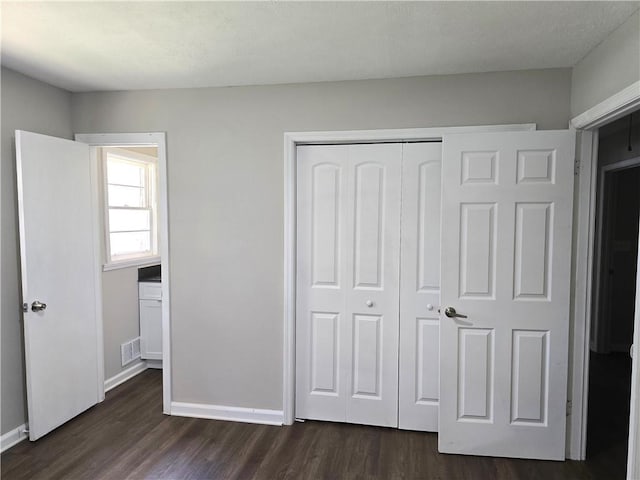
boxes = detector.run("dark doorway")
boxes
[587,113,640,478]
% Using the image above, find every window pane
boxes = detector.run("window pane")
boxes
[110,231,151,256]
[107,157,146,187]
[109,209,150,232]
[108,185,145,207]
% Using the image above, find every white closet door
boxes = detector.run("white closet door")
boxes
[398,142,442,432]
[345,144,402,427]
[438,130,574,460]
[296,145,349,422]
[296,143,402,427]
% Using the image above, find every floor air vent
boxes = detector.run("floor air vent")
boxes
[121,337,142,366]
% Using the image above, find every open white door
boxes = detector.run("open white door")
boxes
[439,130,574,460]
[16,130,102,441]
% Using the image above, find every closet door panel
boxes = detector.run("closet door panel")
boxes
[399,142,442,432]
[345,144,402,428]
[296,146,349,422]
[296,143,402,428]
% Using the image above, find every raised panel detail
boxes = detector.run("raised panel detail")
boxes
[352,314,381,398]
[461,151,497,184]
[517,150,556,184]
[459,203,496,298]
[514,203,553,300]
[310,312,339,395]
[511,330,549,425]
[312,163,340,287]
[417,161,441,292]
[458,328,494,422]
[416,318,439,404]
[353,163,385,289]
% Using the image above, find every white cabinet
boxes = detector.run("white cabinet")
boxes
[139,282,162,361]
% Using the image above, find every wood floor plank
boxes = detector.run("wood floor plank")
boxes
[0,370,622,479]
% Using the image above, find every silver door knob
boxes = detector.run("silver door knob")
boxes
[444,306,467,319]
[31,300,47,312]
[365,300,374,307]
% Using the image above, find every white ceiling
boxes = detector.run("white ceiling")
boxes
[1,1,638,93]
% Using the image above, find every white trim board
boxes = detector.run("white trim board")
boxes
[104,361,148,393]
[567,129,598,460]
[75,132,172,415]
[146,359,162,369]
[1,424,28,453]
[171,402,284,426]
[282,123,537,427]
[571,81,640,130]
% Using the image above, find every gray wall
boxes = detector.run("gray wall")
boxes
[1,68,73,434]
[102,267,144,380]
[571,10,640,118]
[72,68,572,410]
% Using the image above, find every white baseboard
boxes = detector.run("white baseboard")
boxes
[171,401,284,426]
[1,423,28,453]
[105,361,148,392]
[146,359,162,369]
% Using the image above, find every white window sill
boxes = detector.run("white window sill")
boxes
[103,256,161,272]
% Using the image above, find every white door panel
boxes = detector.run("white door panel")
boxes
[439,130,574,460]
[296,145,348,422]
[16,130,101,441]
[346,145,401,427]
[399,142,442,431]
[296,144,401,427]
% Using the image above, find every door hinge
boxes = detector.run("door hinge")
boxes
[574,158,580,176]
[566,400,572,417]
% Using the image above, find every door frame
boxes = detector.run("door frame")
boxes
[592,157,640,353]
[282,123,537,426]
[569,81,640,463]
[75,132,172,414]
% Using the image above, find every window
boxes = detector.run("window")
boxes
[102,147,159,268]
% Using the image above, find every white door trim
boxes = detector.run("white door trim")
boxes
[75,132,172,415]
[571,81,640,130]
[283,123,537,426]
[567,129,598,460]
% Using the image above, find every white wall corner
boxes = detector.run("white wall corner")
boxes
[171,402,284,426]
[1,424,29,453]
[104,361,148,393]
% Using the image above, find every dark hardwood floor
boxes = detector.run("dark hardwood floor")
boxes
[586,352,632,480]
[1,370,616,479]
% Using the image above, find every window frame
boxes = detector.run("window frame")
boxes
[101,147,160,270]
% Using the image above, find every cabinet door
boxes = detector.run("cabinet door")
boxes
[140,299,162,360]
